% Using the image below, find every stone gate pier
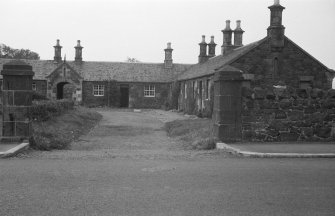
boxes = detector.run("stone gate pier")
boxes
[1,60,34,143]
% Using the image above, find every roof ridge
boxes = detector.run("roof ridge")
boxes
[177,37,268,81]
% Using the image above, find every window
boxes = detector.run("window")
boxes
[192,81,195,98]
[144,85,155,97]
[206,79,210,99]
[184,83,187,99]
[199,81,202,99]
[93,85,104,96]
[32,83,37,91]
[273,57,278,80]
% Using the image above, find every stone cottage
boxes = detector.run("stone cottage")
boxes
[176,0,335,142]
[178,0,334,117]
[0,0,334,120]
[0,41,191,108]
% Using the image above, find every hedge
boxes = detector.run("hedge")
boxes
[31,100,75,122]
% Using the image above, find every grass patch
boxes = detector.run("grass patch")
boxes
[31,106,102,150]
[165,118,217,150]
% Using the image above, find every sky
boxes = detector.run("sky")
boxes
[1,0,335,69]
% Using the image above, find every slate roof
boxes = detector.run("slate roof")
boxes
[177,37,268,81]
[68,61,191,82]
[0,58,192,83]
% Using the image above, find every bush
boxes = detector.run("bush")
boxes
[31,107,102,150]
[32,92,49,101]
[31,99,75,121]
[165,118,216,150]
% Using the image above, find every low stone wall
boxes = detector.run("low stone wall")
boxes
[242,86,335,141]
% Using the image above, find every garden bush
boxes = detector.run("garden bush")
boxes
[31,99,75,121]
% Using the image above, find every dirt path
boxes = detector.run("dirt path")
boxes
[27,109,214,160]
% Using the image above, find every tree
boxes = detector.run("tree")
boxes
[125,57,140,63]
[0,43,40,60]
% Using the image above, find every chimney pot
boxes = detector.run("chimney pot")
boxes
[74,40,83,62]
[54,39,62,63]
[274,0,280,5]
[224,20,232,30]
[210,36,215,43]
[236,20,241,29]
[164,42,173,68]
[202,35,206,43]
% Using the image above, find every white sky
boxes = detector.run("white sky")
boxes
[1,0,335,69]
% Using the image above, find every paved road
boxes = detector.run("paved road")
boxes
[1,109,335,216]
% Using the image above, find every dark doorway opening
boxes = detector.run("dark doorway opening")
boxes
[57,82,69,99]
[120,85,129,108]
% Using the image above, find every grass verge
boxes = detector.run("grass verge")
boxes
[31,106,102,150]
[165,118,217,150]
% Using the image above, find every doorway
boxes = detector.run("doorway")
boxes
[120,85,129,107]
[57,82,76,100]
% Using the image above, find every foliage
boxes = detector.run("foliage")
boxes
[165,118,217,150]
[126,57,141,63]
[31,100,75,122]
[30,107,102,150]
[0,43,40,60]
[32,91,49,101]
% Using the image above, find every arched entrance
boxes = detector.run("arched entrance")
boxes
[56,82,76,100]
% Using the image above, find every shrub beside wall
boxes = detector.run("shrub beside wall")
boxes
[242,86,335,141]
[31,99,75,121]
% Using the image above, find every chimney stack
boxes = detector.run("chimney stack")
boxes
[164,42,173,69]
[198,35,209,63]
[233,20,244,46]
[221,20,233,54]
[74,40,83,63]
[208,36,217,58]
[54,39,62,63]
[267,0,285,51]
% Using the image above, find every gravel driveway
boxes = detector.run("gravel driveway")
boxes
[26,109,221,160]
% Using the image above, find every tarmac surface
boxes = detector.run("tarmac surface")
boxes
[1,109,335,216]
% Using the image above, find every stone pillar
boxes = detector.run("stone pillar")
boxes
[1,60,34,142]
[213,66,243,142]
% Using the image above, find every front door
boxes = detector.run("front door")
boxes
[120,85,129,108]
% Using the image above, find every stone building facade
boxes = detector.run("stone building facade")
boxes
[0,1,334,142]
[176,0,335,141]
[0,41,191,109]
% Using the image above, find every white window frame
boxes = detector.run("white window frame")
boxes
[93,85,104,96]
[32,83,37,91]
[144,85,155,97]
